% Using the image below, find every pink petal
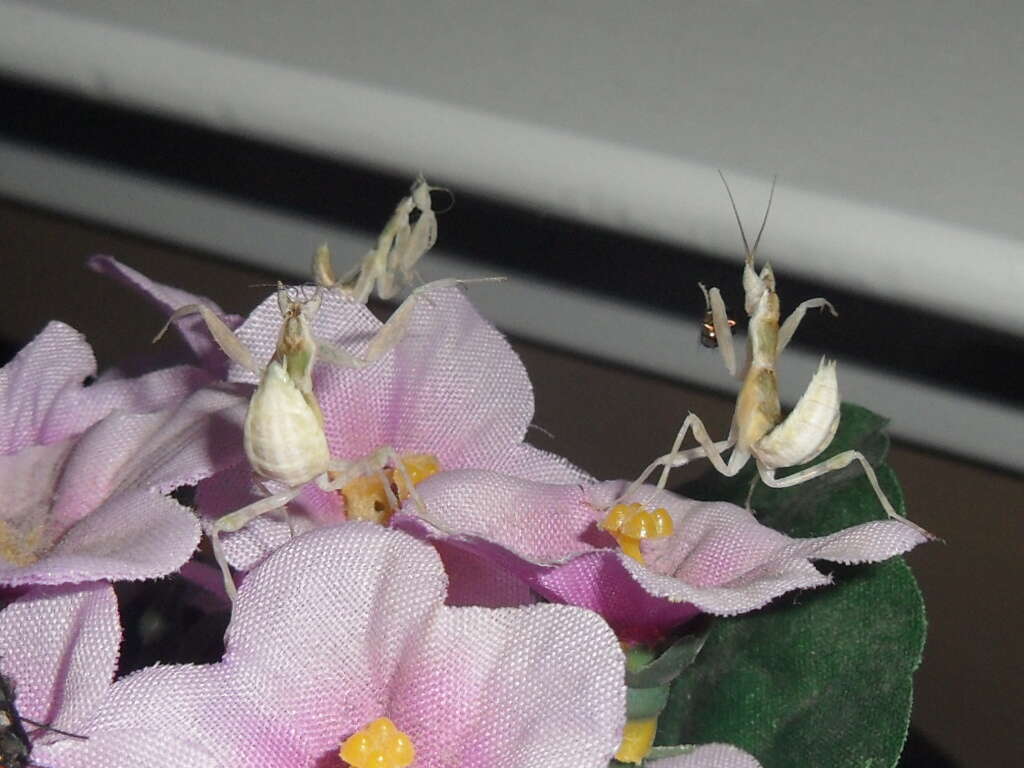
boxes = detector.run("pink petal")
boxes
[87,664,307,768]
[0,322,95,452]
[222,525,448,755]
[197,464,341,571]
[1,490,200,586]
[0,583,119,731]
[49,387,247,530]
[412,469,606,563]
[230,287,537,471]
[389,602,625,768]
[406,472,927,640]
[89,255,243,374]
[488,441,594,484]
[35,728,224,768]
[0,322,216,454]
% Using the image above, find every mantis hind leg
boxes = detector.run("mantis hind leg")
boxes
[755,453,932,537]
[209,484,305,601]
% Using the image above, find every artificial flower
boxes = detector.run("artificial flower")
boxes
[190,281,588,569]
[0,582,220,767]
[88,523,627,767]
[397,470,929,641]
[0,320,246,585]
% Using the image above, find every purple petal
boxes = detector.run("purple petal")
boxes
[89,255,243,374]
[389,603,624,768]
[2,490,200,586]
[0,583,119,731]
[0,322,95,452]
[408,472,927,639]
[432,538,535,608]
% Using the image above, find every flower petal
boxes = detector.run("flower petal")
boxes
[86,664,307,768]
[35,728,224,768]
[1,490,200,586]
[231,287,537,470]
[0,583,119,731]
[222,525,448,753]
[389,602,625,768]
[89,255,243,374]
[412,469,604,563]
[0,322,95,452]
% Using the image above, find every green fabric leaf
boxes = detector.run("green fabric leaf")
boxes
[625,624,710,688]
[656,403,926,768]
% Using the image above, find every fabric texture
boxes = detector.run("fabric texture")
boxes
[0,583,221,767]
[84,524,627,768]
[194,284,588,570]
[0,323,247,585]
[398,470,928,641]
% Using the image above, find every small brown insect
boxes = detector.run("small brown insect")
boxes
[698,283,736,348]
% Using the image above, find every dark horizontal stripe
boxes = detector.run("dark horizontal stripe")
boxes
[1,74,1020,405]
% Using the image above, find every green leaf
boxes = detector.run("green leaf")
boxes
[658,404,927,767]
[625,624,711,688]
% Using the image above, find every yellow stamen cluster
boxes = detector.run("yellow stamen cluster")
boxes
[599,503,673,564]
[339,717,415,768]
[391,453,441,500]
[614,716,658,764]
[0,521,44,567]
[340,453,441,524]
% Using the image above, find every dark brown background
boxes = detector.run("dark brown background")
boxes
[2,197,1019,766]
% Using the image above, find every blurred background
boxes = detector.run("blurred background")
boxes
[0,3,1020,764]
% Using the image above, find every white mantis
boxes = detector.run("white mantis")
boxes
[313,175,440,302]
[621,175,927,535]
[156,279,464,600]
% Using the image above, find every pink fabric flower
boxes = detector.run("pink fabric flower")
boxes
[396,470,929,642]
[86,524,626,768]
[195,283,588,569]
[0,582,220,767]
[0,321,247,585]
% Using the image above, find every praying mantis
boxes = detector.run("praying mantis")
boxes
[157,176,499,599]
[313,175,439,302]
[620,175,928,535]
[156,280,458,599]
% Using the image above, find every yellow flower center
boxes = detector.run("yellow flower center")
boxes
[339,717,415,768]
[0,521,45,566]
[599,503,673,564]
[339,453,441,524]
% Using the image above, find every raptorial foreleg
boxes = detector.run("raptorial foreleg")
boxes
[700,283,741,379]
[154,303,259,375]
[777,298,838,355]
